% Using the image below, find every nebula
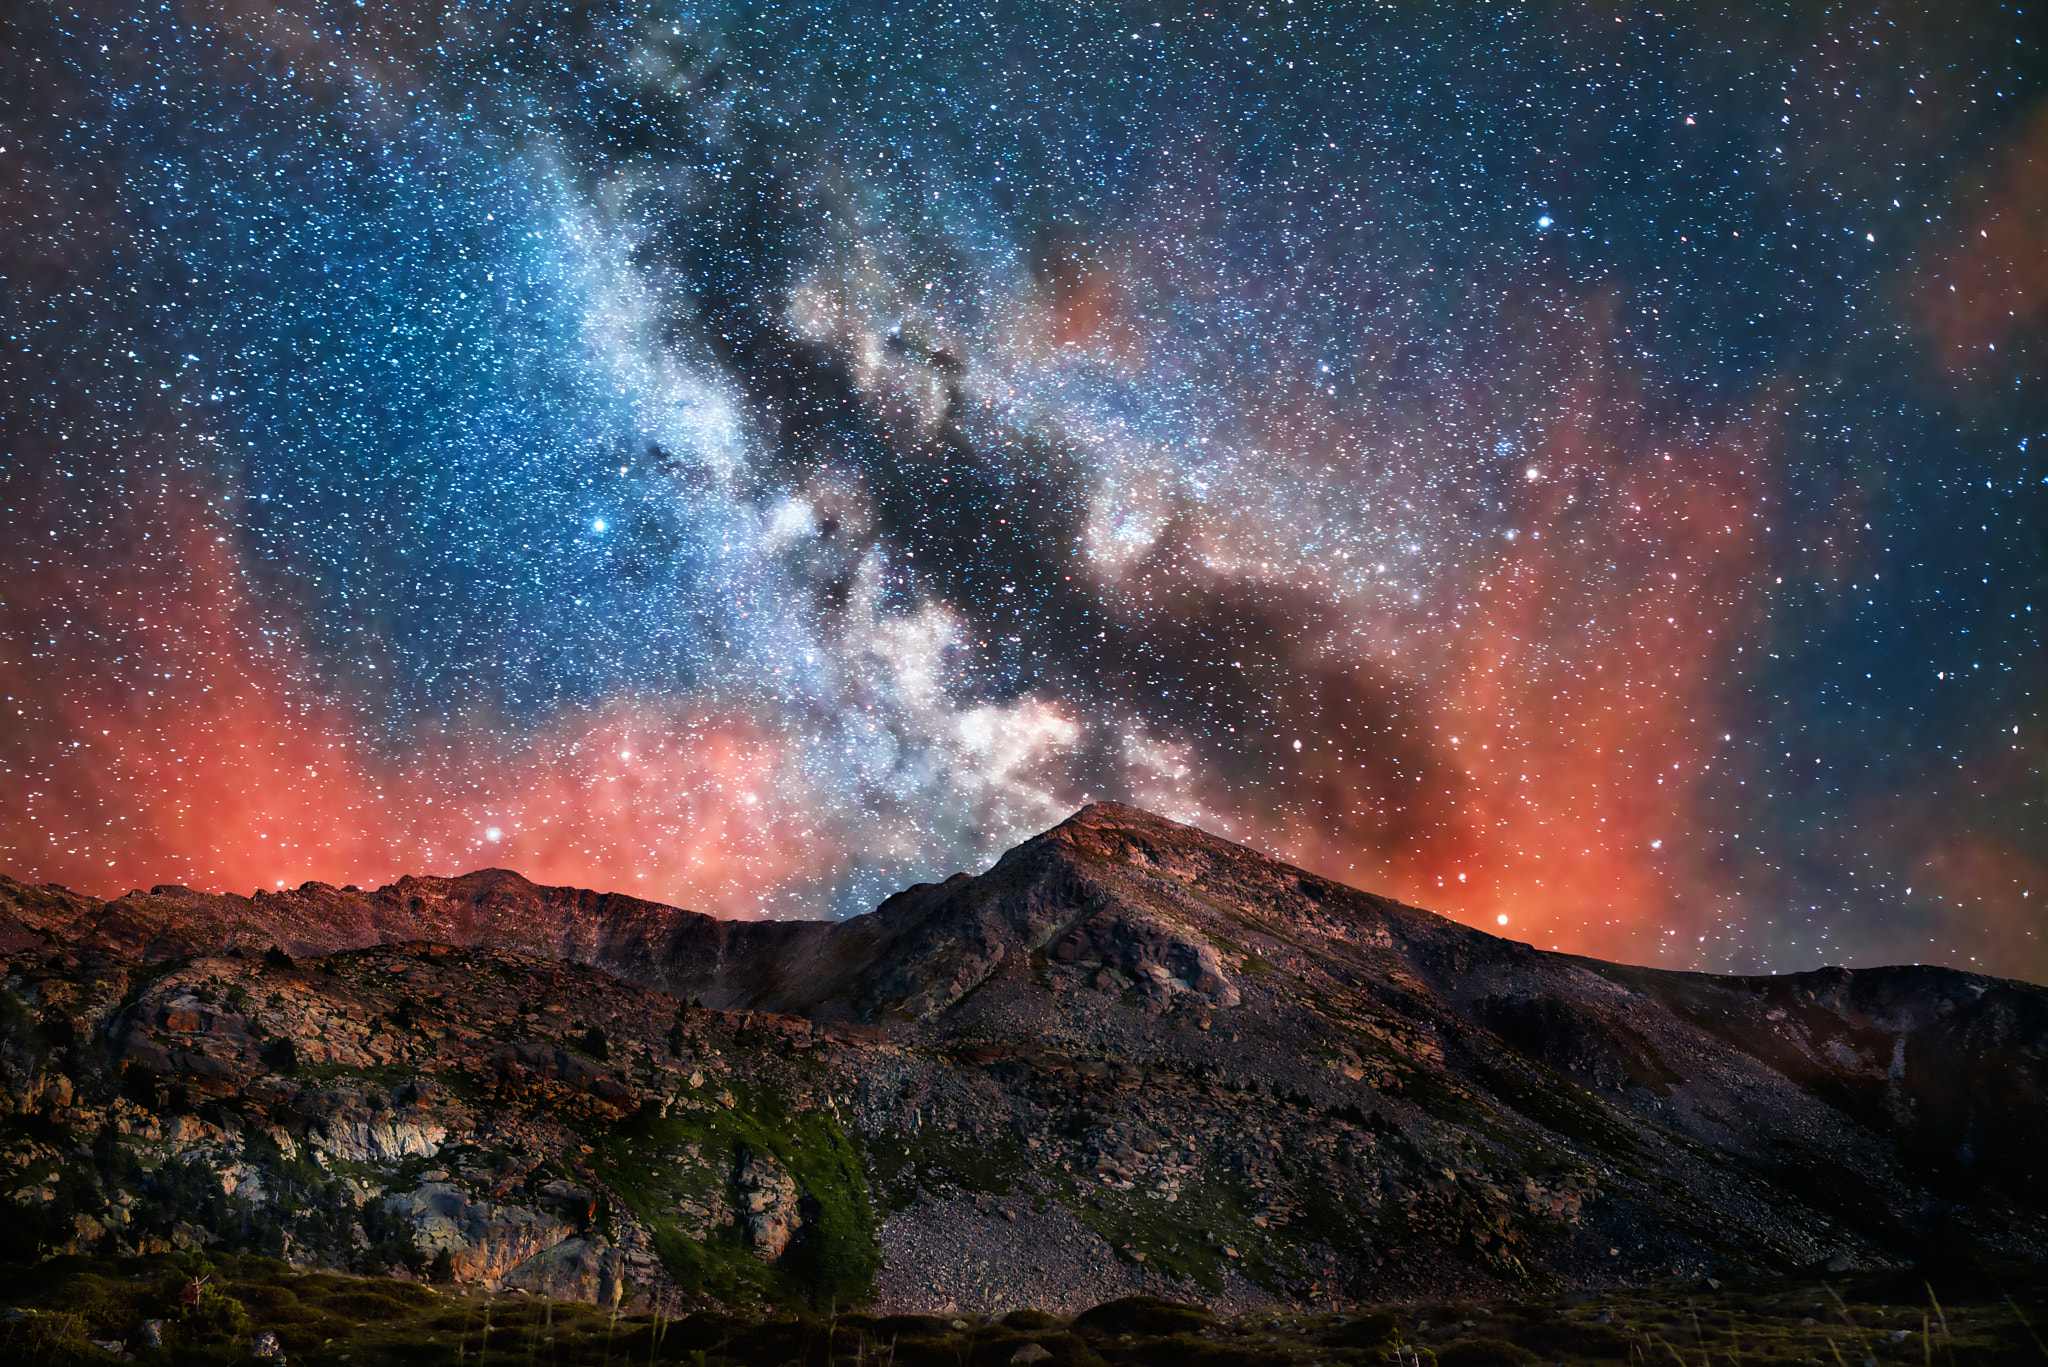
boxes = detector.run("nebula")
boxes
[1,0,2041,980]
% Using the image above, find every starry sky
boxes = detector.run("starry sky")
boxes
[2,0,2043,980]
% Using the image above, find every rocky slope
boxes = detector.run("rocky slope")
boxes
[3,803,2045,1315]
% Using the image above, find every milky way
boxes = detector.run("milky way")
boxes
[2,0,2042,978]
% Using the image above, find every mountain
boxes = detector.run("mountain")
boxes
[3,802,2045,1318]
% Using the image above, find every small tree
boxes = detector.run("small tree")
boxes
[429,1248,456,1285]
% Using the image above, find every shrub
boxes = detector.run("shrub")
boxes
[871,1315,958,1339]
[38,1277,130,1337]
[274,1315,361,1352]
[1071,1296,1215,1339]
[1015,1330,1105,1367]
[888,1335,967,1367]
[168,1285,254,1349]
[0,1312,102,1367]
[1323,1311,1400,1350]
[1434,1337,1534,1367]
[1511,1318,1632,1359]
[1129,1333,1291,1367]
[225,1282,300,1313]
[356,1278,439,1309]
[323,1287,422,1317]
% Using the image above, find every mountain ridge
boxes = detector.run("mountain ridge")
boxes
[2,802,2044,1316]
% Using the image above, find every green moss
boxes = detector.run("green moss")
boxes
[867,1119,1033,1211]
[597,1087,880,1310]
[1057,1168,1285,1296]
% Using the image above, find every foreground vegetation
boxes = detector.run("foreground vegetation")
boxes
[2,1252,2044,1367]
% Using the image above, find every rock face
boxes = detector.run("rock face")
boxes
[3,803,2047,1317]
[734,1149,804,1262]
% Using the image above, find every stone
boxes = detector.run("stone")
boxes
[734,1150,803,1262]
[385,1182,576,1289]
[504,1235,625,1305]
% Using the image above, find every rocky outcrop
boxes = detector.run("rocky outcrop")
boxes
[383,1183,573,1287]
[504,1233,628,1306]
[734,1150,803,1261]
[1044,907,1241,1012]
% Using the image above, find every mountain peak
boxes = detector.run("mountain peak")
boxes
[3,804,2046,1314]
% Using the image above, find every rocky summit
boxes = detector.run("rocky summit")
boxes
[4,802,2046,1319]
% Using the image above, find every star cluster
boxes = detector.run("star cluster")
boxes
[1,0,2042,978]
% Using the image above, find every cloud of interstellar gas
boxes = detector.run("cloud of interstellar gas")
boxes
[1,1,2042,979]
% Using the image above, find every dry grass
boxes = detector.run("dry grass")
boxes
[0,1256,2042,1367]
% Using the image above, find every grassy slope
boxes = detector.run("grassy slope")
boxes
[1,1253,2043,1367]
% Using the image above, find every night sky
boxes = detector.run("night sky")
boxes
[2,0,2042,980]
